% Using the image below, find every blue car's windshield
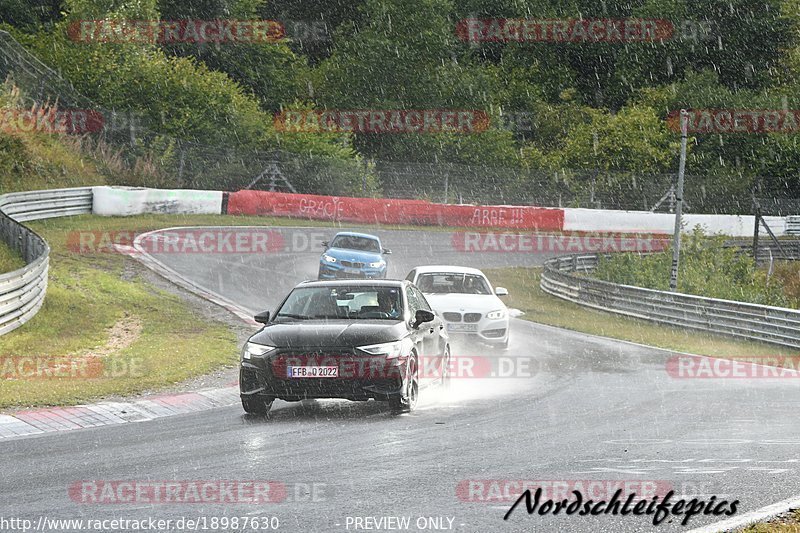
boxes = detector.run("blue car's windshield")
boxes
[330,235,381,253]
[275,286,402,320]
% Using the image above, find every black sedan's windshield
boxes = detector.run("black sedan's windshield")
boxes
[275,286,403,320]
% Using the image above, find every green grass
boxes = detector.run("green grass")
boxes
[0,215,239,409]
[0,239,24,273]
[743,511,800,532]
[36,211,576,235]
[485,266,800,359]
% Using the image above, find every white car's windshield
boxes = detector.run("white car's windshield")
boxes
[417,273,492,295]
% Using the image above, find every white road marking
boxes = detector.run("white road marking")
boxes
[687,493,800,533]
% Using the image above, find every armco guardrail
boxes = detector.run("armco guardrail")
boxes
[726,239,800,262]
[788,215,800,235]
[540,253,800,349]
[0,187,93,335]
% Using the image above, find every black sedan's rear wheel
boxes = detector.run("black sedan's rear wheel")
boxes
[389,355,419,413]
[241,395,275,415]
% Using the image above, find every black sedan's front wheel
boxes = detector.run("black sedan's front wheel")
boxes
[441,346,451,390]
[389,355,419,413]
[241,395,275,415]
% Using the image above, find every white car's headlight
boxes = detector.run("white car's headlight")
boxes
[242,342,276,360]
[322,254,337,263]
[368,260,385,268]
[487,309,507,320]
[358,340,404,359]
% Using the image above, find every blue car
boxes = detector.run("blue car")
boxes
[318,232,391,279]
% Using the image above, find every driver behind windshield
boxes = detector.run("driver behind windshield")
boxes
[377,289,401,319]
[464,276,489,295]
[333,236,380,252]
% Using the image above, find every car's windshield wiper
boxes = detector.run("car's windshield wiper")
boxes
[275,313,312,320]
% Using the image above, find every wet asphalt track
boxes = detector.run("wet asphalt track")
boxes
[2,226,800,533]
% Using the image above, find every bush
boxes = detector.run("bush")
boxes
[593,228,790,307]
[772,262,800,308]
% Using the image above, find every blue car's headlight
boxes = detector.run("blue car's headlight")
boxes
[368,260,385,268]
[322,254,337,263]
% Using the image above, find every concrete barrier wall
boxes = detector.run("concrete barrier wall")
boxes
[562,208,786,237]
[93,186,791,237]
[225,190,565,230]
[92,186,223,216]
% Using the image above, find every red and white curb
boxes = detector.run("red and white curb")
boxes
[0,385,239,440]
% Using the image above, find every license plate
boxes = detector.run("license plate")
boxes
[343,267,360,274]
[447,323,478,332]
[287,366,338,378]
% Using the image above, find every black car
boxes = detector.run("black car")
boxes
[239,279,450,415]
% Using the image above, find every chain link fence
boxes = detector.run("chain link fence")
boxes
[0,30,798,214]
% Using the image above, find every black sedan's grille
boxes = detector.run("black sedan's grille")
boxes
[340,260,365,268]
[443,312,461,322]
[464,313,482,323]
[279,349,354,359]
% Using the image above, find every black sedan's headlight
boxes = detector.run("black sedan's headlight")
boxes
[357,340,408,359]
[242,342,276,360]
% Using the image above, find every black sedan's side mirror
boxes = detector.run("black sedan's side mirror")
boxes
[412,309,435,328]
[254,310,270,324]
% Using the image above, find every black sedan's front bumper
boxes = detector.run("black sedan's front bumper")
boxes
[240,351,406,402]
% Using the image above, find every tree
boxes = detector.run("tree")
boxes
[158,0,310,112]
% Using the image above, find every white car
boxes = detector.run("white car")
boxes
[405,265,510,348]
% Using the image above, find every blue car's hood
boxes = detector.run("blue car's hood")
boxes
[324,247,383,263]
